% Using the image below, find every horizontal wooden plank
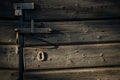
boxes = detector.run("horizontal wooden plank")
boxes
[24,0,120,9]
[24,67,120,80]
[0,45,18,68]
[0,43,120,69]
[24,43,120,69]
[0,21,17,44]
[1,0,120,20]
[0,70,18,80]
[24,0,120,20]
[0,20,120,45]
[25,9,120,20]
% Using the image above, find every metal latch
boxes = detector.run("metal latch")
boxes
[13,3,52,80]
[14,19,52,34]
[14,3,52,33]
[14,3,34,16]
[14,3,34,80]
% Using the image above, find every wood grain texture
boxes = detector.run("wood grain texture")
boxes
[0,70,18,80]
[0,21,17,44]
[0,0,120,20]
[0,20,120,45]
[24,67,120,80]
[24,43,120,69]
[24,0,120,20]
[0,43,120,69]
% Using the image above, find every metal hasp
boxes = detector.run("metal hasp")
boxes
[14,3,52,34]
[14,3,34,80]
[14,3,34,16]
[15,27,52,33]
[14,19,52,34]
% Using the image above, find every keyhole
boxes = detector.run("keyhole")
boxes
[39,53,42,59]
[37,51,45,61]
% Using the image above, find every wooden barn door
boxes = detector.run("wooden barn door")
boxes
[0,0,120,80]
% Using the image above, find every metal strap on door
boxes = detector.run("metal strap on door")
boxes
[13,3,52,80]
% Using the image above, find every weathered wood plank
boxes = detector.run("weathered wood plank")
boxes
[0,21,17,44]
[25,9,120,20]
[0,45,18,68]
[0,44,120,69]
[0,70,18,80]
[1,0,120,20]
[0,20,120,45]
[24,67,120,80]
[24,0,120,9]
[24,0,120,20]
[24,43,120,69]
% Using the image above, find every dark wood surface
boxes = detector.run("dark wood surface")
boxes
[0,0,22,19]
[0,20,120,45]
[0,43,120,69]
[0,45,18,68]
[0,67,120,80]
[24,0,120,20]
[0,70,18,80]
[0,0,120,80]
[24,67,120,80]
[24,43,120,69]
[0,0,120,20]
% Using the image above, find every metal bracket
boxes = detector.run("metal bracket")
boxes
[14,19,52,34]
[14,3,34,16]
[15,28,52,34]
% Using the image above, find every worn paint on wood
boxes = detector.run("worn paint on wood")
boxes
[24,67,120,80]
[0,20,120,45]
[24,43,120,69]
